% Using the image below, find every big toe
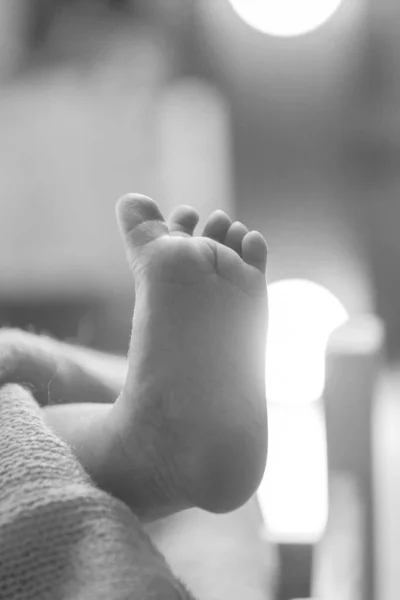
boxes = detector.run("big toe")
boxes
[116,194,169,254]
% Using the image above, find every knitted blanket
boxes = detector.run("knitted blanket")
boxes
[0,383,194,600]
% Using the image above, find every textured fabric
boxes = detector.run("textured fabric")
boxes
[0,384,193,600]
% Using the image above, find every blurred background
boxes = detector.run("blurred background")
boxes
[1,0,400,599]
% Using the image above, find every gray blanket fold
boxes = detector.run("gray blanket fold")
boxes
[0,384,192,600]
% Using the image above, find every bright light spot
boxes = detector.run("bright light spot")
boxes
[228,0,343,37]
[266,279,348,404]
[258,402,328,543]
[259,279,348,541]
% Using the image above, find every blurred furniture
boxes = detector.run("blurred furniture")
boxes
[373,364,400,600]
[312,315,385,600]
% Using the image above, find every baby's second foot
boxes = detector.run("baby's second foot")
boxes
[103,194,268,518]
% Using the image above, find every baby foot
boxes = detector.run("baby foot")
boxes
[104,194,268,518]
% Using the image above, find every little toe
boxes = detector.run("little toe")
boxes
[242,231,268,273]
[224,221,248,256]
[116,193,169,252]
[201,210,232,242]
[168,205,200,237]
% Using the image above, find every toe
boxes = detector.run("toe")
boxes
[168,205,200,236]
[242,231,268,273]
[116,193,169,251]
[224,221,248,256]
[201,210,232,242]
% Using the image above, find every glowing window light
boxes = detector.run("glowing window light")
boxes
[227,0,343,37]
[258,280,348,542]
[266,279,348,404]
[258,402,328,543]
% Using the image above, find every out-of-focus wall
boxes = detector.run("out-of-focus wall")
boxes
[348,0,400,358]
[0,4,169,299]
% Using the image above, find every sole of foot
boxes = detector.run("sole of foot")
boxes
[103,194,268,518]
